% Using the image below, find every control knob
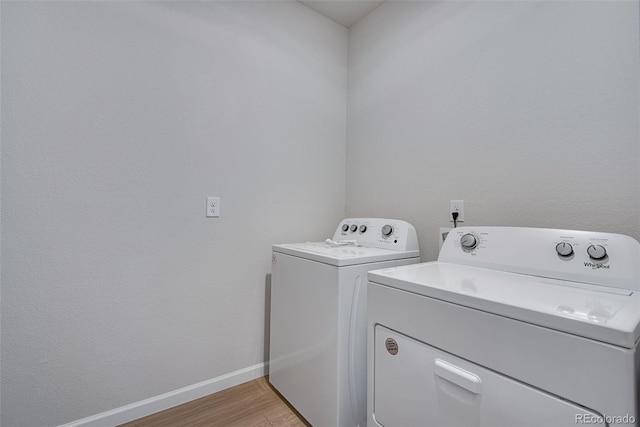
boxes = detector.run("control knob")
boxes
[350,224,358,232]
[359,225,367,233]
[460,233,478,250]
[555,242,574,257]
[381,225,393,237]
[587,244,607,260]
[342,224,349,232]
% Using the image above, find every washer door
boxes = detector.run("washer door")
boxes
[373,326,605,427]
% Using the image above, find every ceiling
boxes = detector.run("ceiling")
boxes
[299,1,386,28]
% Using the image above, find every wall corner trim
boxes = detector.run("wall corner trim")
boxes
[58,362,268,427]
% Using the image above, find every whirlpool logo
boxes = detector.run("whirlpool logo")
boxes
[584,262,610,270]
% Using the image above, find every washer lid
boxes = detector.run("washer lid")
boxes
[368,262,640,348]
[273,242,420,267]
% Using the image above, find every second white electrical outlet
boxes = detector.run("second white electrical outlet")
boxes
[207,197,220,218]
[450,200,464,223]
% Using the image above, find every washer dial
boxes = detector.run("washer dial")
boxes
[381,225,393,237]
[555,242,574,257]
[460,233,478,250]
[587,244,607,260]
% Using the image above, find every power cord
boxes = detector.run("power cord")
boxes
[452,211,459,228]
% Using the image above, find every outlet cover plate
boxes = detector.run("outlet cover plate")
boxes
[207,197,220,218]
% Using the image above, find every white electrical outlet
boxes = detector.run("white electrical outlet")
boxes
[450,200,464,223]
[206,197,220,218]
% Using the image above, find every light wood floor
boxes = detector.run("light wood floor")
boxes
[120,377,310,427]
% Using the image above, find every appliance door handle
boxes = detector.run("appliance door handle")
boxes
[434,359,482,394]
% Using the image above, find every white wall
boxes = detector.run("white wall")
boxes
[347,1,640,261]
[1,2,347,425]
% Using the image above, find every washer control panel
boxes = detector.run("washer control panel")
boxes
[334,218,419,252]
[439,226,639,291]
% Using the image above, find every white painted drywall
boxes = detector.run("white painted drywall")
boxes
[347,1,640,262]
[1,2,347,425]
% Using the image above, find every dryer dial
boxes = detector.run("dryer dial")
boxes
[587,244,607,260]
[460,233,478,250]
[555,242,574,257]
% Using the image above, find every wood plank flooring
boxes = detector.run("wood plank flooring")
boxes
[120,377,310,427]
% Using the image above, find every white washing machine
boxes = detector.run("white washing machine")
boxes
[269,218,420,427]
[367,226,640,427]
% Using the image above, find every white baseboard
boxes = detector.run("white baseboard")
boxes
[59,362,267,427]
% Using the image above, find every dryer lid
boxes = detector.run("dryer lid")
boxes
[368,262,640,348]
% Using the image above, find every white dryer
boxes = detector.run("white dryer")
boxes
[269,218,420,427]
[367,226,640,427]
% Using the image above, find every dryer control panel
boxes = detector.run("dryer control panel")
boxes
[439,227,640,291]
[334,218,419,252]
